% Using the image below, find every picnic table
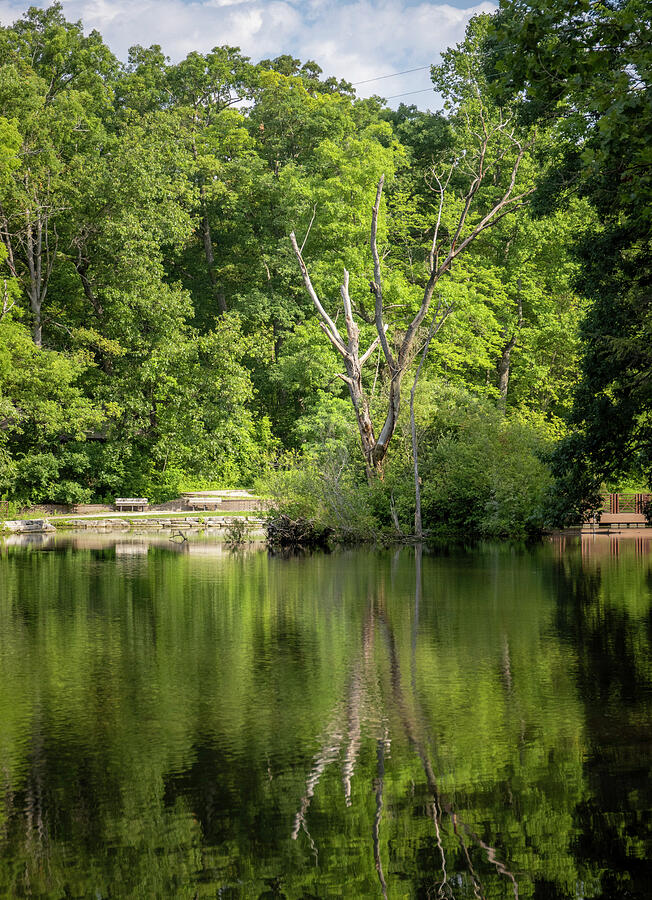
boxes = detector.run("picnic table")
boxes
[115,497,148,512]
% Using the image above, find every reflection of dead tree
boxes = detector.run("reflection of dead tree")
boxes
[454,813,485,899]
[342,656,363,806]
[291,712,343,842]
[411,544,422,695]
[413,546,450,900]
[23,714,50,893]
[342,610,375,805]
[378,603,519,899]
[293,574,520,899]
[463,825,519,900]
[431,793,452,900]
[502,634,513,694]
[378,605,467,895]
[373,736,389,900]
[293,605,376,840]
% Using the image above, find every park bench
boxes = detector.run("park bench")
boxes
[115,497,148,512]
[182,490,261,512]
[186,497,223,510]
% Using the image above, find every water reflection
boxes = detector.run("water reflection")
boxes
[0,530,266,556]
[0,536,651,897]
[290,548,520,899]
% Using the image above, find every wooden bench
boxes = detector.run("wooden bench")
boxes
[71,504,113,515]
[115,497,148,512]
[186,497,222,510]
[598,512,647,526]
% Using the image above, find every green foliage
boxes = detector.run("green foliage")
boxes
[380,382,555,537]
[0,2,600,527]
[488,0,652,516]
[0,318,105,502]
[263,449,379,542]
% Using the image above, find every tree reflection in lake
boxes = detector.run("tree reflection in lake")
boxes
[292,545,519,899]
[0,535,651,897]
[550,539,652,900]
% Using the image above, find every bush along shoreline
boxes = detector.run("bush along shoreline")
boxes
[260,381,557,546]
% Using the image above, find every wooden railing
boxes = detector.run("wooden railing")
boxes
[600,492,651,514]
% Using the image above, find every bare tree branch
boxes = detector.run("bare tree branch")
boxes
[290,231,347,356]
[300,204,317,253]
[369,175,395,371]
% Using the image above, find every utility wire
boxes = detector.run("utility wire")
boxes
[352,65,430,85]
[383,87,434,100]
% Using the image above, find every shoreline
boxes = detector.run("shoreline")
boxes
[1,513,265,536]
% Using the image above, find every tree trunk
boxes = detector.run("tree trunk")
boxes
[497,335,516,400]
[344,353,377,479]
[410,305,451,537]
[193,119,227,316]
[1,185,57,347]
[411,379,423,538]
[498,289,523,403]
[201,209,227,314]
[372,375,402,470]
[30,296,42,346]
[76,259,104,320]
[26,219,44,347]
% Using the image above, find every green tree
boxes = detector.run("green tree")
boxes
[0,3,117,346]
[488,0,652,520]
[0,315,106,502]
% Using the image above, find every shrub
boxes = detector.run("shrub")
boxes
[643,498,652,526]
[389,383,556,538]
[261,449,380,543]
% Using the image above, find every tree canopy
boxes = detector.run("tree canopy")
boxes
[487,0,652,522]
[0,1,645,533]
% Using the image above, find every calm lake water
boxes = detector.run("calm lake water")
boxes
[1,533,651,898]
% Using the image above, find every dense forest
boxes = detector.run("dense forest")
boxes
[0,1,649,536]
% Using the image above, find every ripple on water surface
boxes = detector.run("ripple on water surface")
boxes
[0,533,651,897]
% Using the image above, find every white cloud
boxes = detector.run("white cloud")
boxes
[0,0,496,107]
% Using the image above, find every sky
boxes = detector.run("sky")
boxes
[0,0,497,107]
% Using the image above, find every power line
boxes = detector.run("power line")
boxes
[383,87,434,101]
[352,65,430,86]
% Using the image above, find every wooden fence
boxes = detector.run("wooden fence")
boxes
[600,492,651,514]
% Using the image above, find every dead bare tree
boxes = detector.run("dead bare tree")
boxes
[1,278,16,322]
[291,117,535,478]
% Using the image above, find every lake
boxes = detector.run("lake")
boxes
[1,532,651,898]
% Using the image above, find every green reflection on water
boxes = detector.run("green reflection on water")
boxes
[0,534,651,898]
